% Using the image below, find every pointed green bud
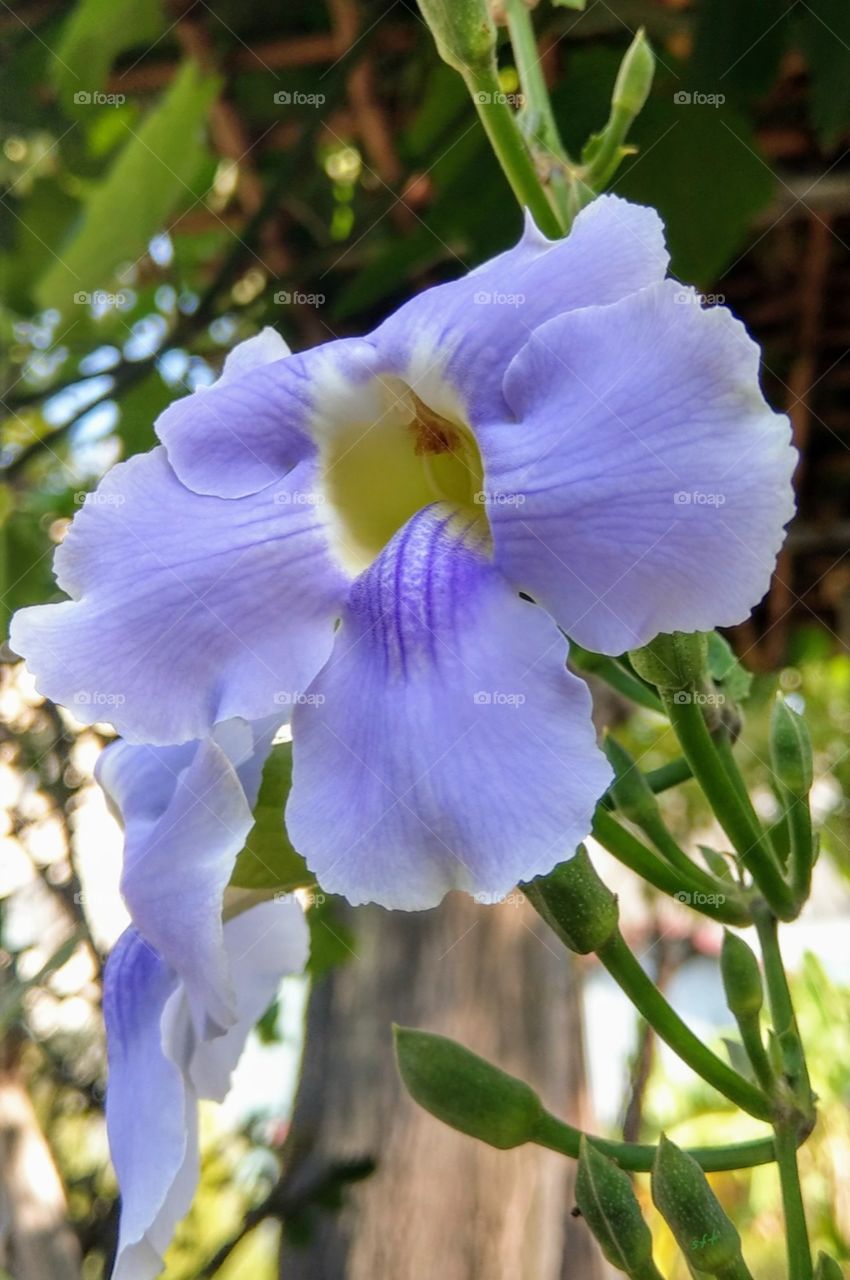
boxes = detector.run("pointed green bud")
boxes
[815,1251,845,1279]
[576,1138,662,1279]
[523,845,619,955]
[720,931,763,1020]
[394,1026,543,1149]
[417,0,497,75]
[770,697,813,799]
[651,1137,750,1277]
[604,736,661,827]
[629,631,709,694]
[612,28,655,117]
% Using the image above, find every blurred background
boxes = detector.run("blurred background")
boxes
[1,1,849,1277]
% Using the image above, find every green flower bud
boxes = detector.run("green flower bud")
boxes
[629,631,709,694]
[576,1138,663,1279]
[612,28,655,117]
[651,1136,750,1277]
[720,931,763,1020]
[523,845,619,954]
[417,0,497,75]
[815,1251,845,1279]
[770,696,813,799]
[394,1026,543,1149]
[604,735,661,827]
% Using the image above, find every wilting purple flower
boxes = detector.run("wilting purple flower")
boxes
[98,721,308,1279]
[12,196,795,908]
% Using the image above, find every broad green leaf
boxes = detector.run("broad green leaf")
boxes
[707,632,753,705]
[230,741,310,891]
[36,61,220,313]
[52,0,165,111]
[798,0,850,147]
[551,0,587,9]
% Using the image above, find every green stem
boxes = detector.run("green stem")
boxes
[774,1127,814,1280]
[662,693,796,920]
[592,808,750,926]
[570,643,664,713]
[754,908,814,1280]
[463,62,562,237]
[532,1112,777,1173]
[503,0,574,228]
[644,756,693,795]
[596,931,771,1121]
[737,1013,775,1096]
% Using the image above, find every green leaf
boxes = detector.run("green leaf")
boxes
[230,741,311,891]
[551,0,587,9]
[52,0,165,111]
[307,895,356,979]
[36,60,220,313]
[798,0,850,147]
[691,0,790,102]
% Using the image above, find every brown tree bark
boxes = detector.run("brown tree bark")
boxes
[279,894,605,1280]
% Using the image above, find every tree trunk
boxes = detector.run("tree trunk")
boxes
[279,894,605,1279]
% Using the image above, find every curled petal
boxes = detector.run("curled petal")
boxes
[484,280,796,653]
[371,195,668,424]
[100,736,256,1038]
[11,448,349,744]
[286,504,612,909]
[156,335,375,499]
[104,930,195,1280]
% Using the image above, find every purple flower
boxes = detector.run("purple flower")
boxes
[98,722,308,1279]
[12,196,795,909]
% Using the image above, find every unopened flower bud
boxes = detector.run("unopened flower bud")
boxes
[576,1138,662,1278]
[814,1252,844,1279]
[629,631,709,694]
[721,930,763,1020]
[523,845,619,955]
[651,1136,750,1276]
[770,696,813,799]
[394,1026,543,1149]
[613,28,655,118]
[417,0,497,75]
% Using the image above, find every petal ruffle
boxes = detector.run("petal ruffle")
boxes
[104,929,194,1280]
[483,281,796,653]
[370,195,668,425]
[156,335,375,499]
[105,904,308,1280]
[286,504,612,909]
[10,448,350,744]
[98,732,259,1038]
